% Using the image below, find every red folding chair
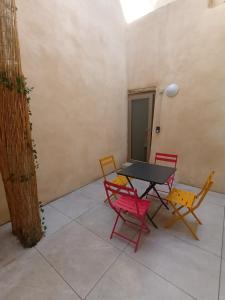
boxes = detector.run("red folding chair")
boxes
[155,152,178,194]
[104,180,151,252]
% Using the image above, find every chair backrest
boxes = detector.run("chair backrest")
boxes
[155,152,178,167]
[194,171,215,209]
[99,155,117,179]
[104,180,140,214]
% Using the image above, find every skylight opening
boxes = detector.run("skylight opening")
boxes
[120,0,157,23]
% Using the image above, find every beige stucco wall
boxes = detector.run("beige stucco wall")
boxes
[154,0,176,10]
[0,0,127,224]
[127,0,225,192]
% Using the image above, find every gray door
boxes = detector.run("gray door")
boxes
[128,92,155,162]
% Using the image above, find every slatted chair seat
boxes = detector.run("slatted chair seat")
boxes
[113,196,150,217]
[167,188,196,208]
[112,175,129,186]
[165,171,215,240]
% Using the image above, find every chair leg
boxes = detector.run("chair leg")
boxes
[190,209,202,225]
[177,212,199,240]
[134,218,145,252]
[142,216,150,233]
[165,204,199,240]
[165,203,189,227]
[144,222,150,233]
[104,193,116,203]
[172,205,183,214]
[165,202,181,227]
[172,203,177,214]
[110,213,120,239]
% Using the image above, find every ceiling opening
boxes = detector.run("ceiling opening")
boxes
[120,0,157,23]
[120,0,176,23]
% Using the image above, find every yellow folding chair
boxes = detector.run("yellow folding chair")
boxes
[99,155,129,202]
[164,171,215,240]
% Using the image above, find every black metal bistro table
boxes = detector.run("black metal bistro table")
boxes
[117,162,176,228]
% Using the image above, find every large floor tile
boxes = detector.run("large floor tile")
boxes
[43,205,71,237]
[87,253,193,300]
[220,258,225,300]
[0,249,78,299]
[125,230,220,300]
[0,223,26,269]
[78,182,106,203]
[77,204,137,250]
[206,192,225,207]
[0,282,79,300]
[37,221,120,299]
[50,190,96,219]
[154,201,224,256]
[223,229,225,259]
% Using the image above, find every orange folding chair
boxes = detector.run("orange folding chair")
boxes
[99,155,129,202]
[165,171,215,240]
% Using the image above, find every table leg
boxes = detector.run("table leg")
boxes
[128,181,164,229]
[152,186,169,210]
[126,176,134,189]
[140,182,155,198]
[151,203,163,220]
[141,182,170,228]
[140,182,159,228]
[147,214,158,229]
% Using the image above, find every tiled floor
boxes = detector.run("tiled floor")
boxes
[0,178,225,300]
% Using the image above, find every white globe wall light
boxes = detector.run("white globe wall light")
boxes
[165,83,179,97]
[155,83,180,134]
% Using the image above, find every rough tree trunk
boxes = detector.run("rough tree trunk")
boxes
[0,0,42,246]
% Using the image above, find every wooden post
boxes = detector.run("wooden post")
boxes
[0,0,42,246]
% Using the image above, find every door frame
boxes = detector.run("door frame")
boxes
[128,91,156,162]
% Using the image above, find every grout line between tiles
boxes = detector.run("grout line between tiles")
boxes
[218,206,225,300]
[74,196,221,259]
[42,219,74,240]
[47,203,74,220]
[38,202,223,300]
[76,218,196,299]
[125,251,197,300]
[84,250,123,299]
[36,218,124,300]
[39,204,124,252]
[71,203,104,222]
[35,247,83,300]
[74,219,129,253]
[164,228,221,259]
[48,200,101,223]
[41,202,109,242]
[43,177,105,206]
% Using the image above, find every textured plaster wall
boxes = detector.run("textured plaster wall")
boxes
[127,0,225,192]
[0,0,127,224]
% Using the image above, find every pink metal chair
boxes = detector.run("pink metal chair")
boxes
[155,152,178,194]
[104,180,151,252]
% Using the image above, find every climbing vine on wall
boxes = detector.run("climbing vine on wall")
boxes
[0,72,39,171]
[0,0,43,247]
